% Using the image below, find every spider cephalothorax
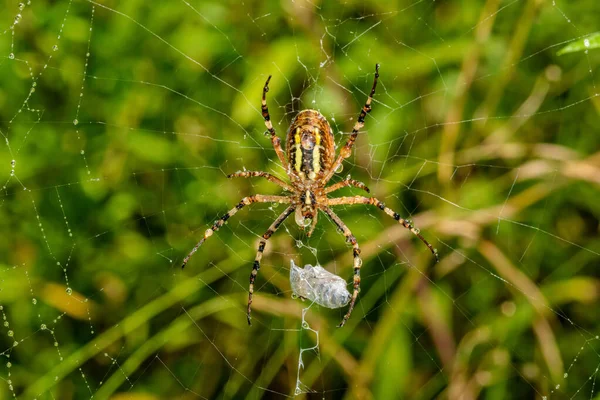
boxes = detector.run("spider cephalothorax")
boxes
[181,64,439,327]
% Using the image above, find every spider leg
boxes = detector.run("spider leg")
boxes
[181,194,291,269]
[306,209,318,237]
[324,178,370,194]
[248,205,295,325]
[323,64,379,184]
[327,196,439,262]
[321,206,362,327]
[227,171,293,192]
[262,76,290,172]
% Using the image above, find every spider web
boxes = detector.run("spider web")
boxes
[1,0,599,398]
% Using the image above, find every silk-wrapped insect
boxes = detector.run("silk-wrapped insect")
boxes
[289,260,351,309]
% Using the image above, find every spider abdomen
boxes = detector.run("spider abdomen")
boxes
[286,110,335,181]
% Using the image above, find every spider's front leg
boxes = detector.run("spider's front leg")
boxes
[327,196,439,262]
[321,206,363,327]
[248,205,295,325]
[181,194,291,269]
[262,76,290,173]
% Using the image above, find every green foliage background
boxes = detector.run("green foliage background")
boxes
[0,0,599,399]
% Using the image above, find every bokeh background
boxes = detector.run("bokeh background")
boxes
[1,0,599,399]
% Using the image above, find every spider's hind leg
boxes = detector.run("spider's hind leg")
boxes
[228,170,293,192]
[324,178,371,194]
[262,76,290,172]
[324,64,379,184]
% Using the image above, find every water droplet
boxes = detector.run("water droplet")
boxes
[80,150,85,155]
[6,362,11,368]
[3,321,8,327]
[40,324,47,330]
[73,119,78,125]
[10,160,15,166]
[413,227,421,234]
[66,287,73,295]
[301,321,309,329]
[32,298,37,305]
[555,384,560,389]
[54,341,58,347]
[7,330,14,337]
[564,372,568,378]
[8,53,14,60]
[584,38,590,48]
[335,164,343,173]
[52,45,58,51]
[14,14,21,24]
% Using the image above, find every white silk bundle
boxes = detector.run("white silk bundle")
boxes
[289,260,351,309]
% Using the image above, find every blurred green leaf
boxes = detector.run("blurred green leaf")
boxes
[557,32,600,55]
[373,322,410,398]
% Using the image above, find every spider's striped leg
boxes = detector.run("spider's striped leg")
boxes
[227,171,293,192]
[323,64,379,184]
[248,205,295,325]
[324,178,370,194]
[262,76,289,172]
[181,194,291,269]
[327,196,439,262]
[321,206,363,327]
[306,209,319,237]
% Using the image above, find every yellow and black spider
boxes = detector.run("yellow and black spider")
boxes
[182,64,438,327]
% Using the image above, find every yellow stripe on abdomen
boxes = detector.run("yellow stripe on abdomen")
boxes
[312,127,321,176]
[294,128,302,174]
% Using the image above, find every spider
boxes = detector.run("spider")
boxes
[181,64,438,327]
